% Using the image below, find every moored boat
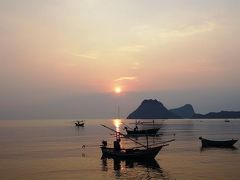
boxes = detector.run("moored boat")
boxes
[124,127,160,136]
[75,120,84,127]
[101,145,165,159]
[100,124,174,159]
[199,137,238,147]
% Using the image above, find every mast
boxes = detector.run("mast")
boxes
[101,124,147,148]
[117,105,120,119]
[146,134,149,149]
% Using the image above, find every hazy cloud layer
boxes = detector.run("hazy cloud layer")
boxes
[0,0,240,119]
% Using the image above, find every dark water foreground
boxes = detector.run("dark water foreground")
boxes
[0,119,239,179]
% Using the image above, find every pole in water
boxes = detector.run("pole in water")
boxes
[146,134,149,149]
[101,124,147,148]
[117,104,120,118]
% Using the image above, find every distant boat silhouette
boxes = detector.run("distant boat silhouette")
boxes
[123,120,160,136]
[124,126,160,136]
[199,137,238,147]
[75,120,84,127]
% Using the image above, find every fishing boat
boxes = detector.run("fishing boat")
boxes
[75,120,84,127]
[100,124,174,159]
[124,127,160,136]
[123,120,163,136]
[101,144,166,159]
[129,120,162,126]
[199,137,238,147]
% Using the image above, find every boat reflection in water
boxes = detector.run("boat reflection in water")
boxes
[101,156,168,179]
[200,146,238,152]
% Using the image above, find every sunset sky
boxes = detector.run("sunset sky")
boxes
[1,0,240,119]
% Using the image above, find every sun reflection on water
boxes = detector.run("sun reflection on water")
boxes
[113,119,122,132]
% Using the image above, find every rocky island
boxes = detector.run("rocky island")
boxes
[127,99,180,119]
[127,99,240,119]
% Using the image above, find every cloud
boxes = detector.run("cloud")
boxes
[132,21,216,42]
[158,22,216,39]
[68,51,97,60]
[114,76,137,82]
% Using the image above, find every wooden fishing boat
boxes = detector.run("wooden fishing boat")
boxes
[75,120,84,127]
[101,144,166,159]
[100,124,174,159]
[125,127,160,136]
[129,120,162,126]
[123,120,161,136]
[199,137,238,147]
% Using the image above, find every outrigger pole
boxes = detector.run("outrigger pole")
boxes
[101,124,147,148]
[133,139,175,149]
[121,122,134,130]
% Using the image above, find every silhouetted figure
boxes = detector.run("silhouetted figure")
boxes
[114,139,121,151]
[102,140,107,148]
[134,125,138,131]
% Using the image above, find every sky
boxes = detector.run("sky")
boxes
[0,0,240,119]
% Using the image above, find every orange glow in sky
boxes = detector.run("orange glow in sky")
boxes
[114,87,122,94]
[1,1,240,119]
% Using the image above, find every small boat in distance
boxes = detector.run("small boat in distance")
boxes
[224,119,230,122]
[100,124,174,159]
[75,120,84,127]
[123,120,160,136]
[199,137,238,147]
[129,120,162,126]
[124,126,160,136]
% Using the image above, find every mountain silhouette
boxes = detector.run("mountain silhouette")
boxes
[127,99,240,119]
[127,99,180,119]
[170,104,195,118]
[193,111,240,119]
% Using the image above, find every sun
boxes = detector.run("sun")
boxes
[114,87,122,94]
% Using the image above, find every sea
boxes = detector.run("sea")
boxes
[0,119,239,180]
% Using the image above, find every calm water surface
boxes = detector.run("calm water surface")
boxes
[0,119,239,180]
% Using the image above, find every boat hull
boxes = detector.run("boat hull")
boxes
[126,128,160,136]
[75,123,84,127]
[200,137,238,147]
[101,145,163,159]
